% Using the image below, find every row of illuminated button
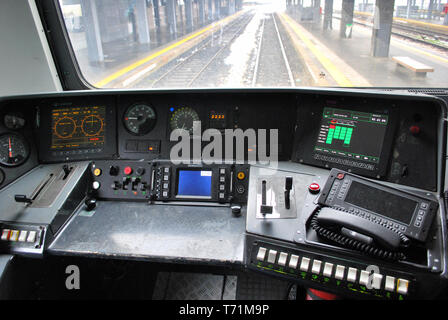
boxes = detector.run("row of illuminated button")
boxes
[219,168,226,200]
[52,148,103,157]
[1,229,37,243]
[159,167,170,198]
[256,247,409,295]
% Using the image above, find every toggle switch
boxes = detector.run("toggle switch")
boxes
[111,181,121,190]
[139,182,148,192]
[131,177,141,191]
[122,177,131,190]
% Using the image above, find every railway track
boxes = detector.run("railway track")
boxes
[352,14,448,51]
[149,12,254,88]
[252,13,295,87]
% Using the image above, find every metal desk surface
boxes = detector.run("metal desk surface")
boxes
[48,201,246,266]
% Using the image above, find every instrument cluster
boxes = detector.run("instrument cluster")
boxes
[116,93,243,161]
[0,90,443,194]
[0,104,38,188]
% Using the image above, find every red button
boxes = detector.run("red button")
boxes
[309,183,320,194]
[410,125,420,136]
[124,166,133,175]
[337,173,345,180]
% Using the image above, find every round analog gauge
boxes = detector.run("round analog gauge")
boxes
[54,116,76,139]
[4,112,25,130]
[82,114,103,136]
[170,107,200,134]
[123,104,157,135]
[0,133,29,167]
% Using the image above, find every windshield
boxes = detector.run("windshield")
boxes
[59,0,448,89]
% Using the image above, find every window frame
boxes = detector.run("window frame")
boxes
[36,0,93,90]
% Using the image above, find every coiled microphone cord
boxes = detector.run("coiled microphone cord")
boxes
[310,207,408,261]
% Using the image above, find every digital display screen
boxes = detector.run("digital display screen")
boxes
[345,181,417,225]
[209,110,227,129]
[177,170,212,198]
[314,108,388,165]
[51,106,106,150]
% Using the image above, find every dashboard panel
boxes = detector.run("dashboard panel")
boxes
[0,89,443,192]
[0,89,446,300]
[116,92,297,162]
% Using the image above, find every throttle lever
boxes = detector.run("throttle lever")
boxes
[260,180,272,215]
[285,176,293,209]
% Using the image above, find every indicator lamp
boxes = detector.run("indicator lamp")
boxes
[410,125,420,136]
[237,172,246,180]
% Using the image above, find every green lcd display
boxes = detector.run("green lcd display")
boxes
[314,107,389,164]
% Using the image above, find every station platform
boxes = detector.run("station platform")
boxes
[355,11,448,32]
[69,11,244,87]
[279,13,448,88]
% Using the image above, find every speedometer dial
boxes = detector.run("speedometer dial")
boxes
[123,104,157,135]
[169,107,200,134]
[0,133,29,167]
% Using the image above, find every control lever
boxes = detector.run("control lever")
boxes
[260,180,273,215]
[14,194,33,204]
[62,164,72,180]
[284,176,293,210]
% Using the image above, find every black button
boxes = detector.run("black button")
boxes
[109,166,119,176]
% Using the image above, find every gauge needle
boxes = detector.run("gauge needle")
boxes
[8,137,12,158]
